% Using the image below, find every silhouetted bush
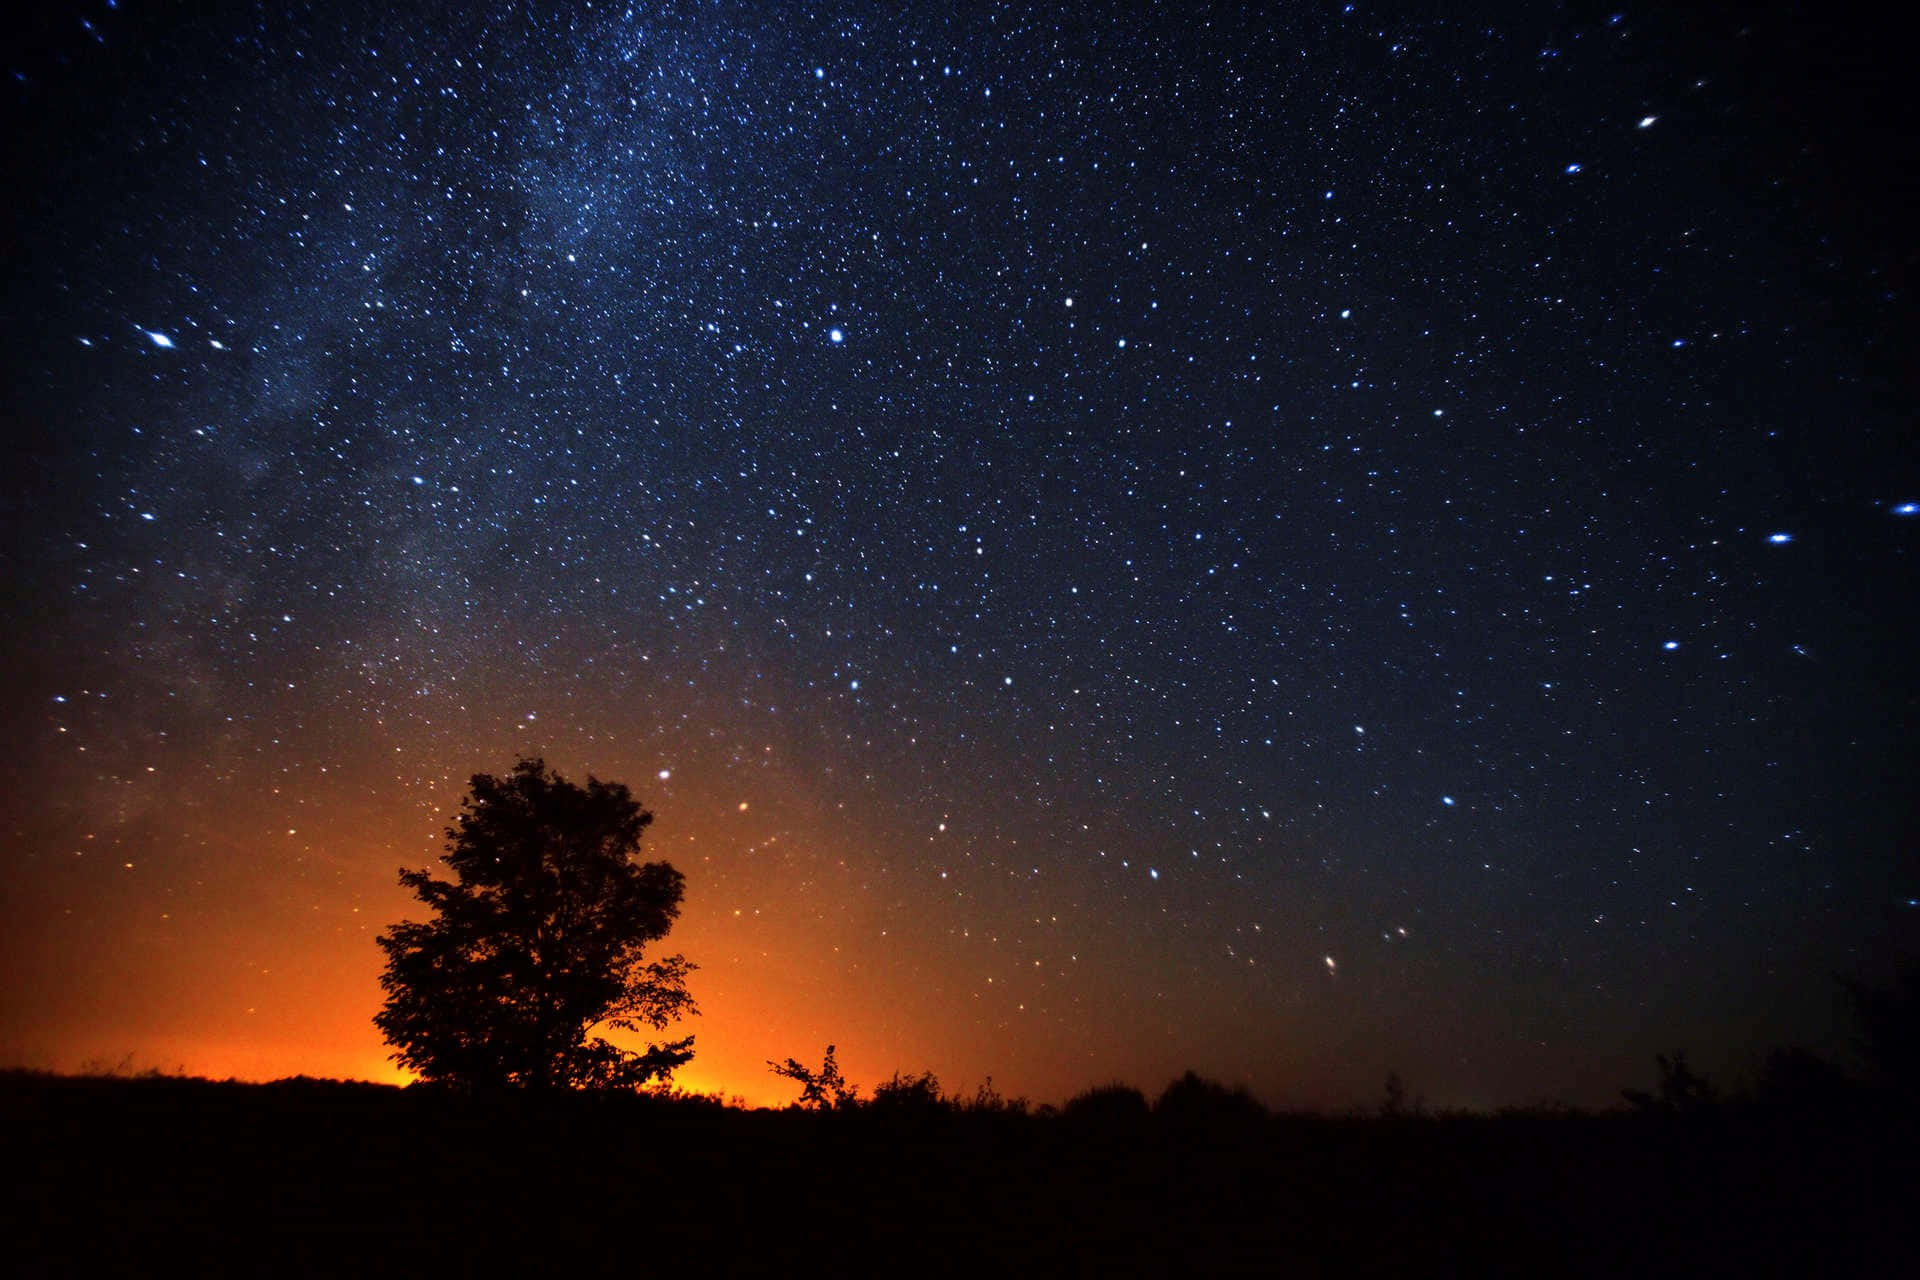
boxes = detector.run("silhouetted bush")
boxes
[961,1076,1030,1117]
[870,1070,949,1113]
[1154,1070,1269,1137]
[1061,1082,1150,1130]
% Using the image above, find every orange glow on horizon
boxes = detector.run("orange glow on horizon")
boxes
[2,751,1103,1108]
[3,738,1400,1114]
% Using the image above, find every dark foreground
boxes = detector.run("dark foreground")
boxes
[5,1071,1911,1277]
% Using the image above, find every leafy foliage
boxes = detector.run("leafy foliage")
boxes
[374,758,696,1090]
[768,1043,859,1110]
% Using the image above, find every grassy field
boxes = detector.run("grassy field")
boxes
[5,1069,1909,1276]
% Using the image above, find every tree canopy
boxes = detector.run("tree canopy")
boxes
[375,758,696,1090]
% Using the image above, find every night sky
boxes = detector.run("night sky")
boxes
[4,1,1915,1109]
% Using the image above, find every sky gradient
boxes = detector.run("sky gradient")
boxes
[4,0,1915,1109]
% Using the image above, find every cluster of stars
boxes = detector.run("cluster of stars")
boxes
[3,0,1913,1107]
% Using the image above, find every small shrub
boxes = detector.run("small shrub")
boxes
[964,1076,1030,1116]
[768,1044,860,1110]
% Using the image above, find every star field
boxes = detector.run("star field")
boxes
[4,1,1915,1107]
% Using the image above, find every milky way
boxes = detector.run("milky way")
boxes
[5,1,1915,1107]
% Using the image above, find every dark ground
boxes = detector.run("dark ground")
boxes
[4,1071,1912,1277]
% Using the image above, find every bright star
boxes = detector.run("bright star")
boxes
[828,328,843,343]
[1767,532,1793,544]
[145,330,174,348]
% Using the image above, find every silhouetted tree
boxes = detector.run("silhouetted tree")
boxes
[769,1043,859,1110]
[374,758,696,1091]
